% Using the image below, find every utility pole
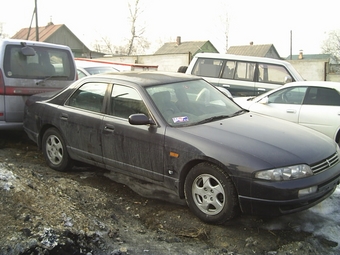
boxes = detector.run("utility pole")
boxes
[35,0,39,41]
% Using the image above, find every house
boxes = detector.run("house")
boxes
[155,36,219,57]
[11,22,104,58]
[286,52,340,81]
[287,52,338,64]
[227,43,281,59]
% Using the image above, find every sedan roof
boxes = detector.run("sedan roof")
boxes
[83,71,202,87]
[282,81,340,90]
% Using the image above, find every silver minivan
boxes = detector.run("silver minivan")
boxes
[186,53,304,97]
[0,39,77,129]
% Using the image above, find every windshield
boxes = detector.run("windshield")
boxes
[146,79,243,126]
[85,66,119,75]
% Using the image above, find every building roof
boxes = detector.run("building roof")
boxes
[155,39,219,55]
[11,23,94,57]
[11,23,64,42]
[287,54,333,61]
[286,53,339,64]
[227,44,280,58]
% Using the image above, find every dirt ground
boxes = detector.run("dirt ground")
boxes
[0,130,339,255]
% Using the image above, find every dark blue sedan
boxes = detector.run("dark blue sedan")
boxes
[23,72,340,224]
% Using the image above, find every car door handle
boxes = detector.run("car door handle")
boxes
[257,88,266,91]
[60,113,68,121]
[286,109,296,113]
[222,84,230,88]
[104,124,115,132]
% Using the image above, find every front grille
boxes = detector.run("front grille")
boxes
[311,153,339,174]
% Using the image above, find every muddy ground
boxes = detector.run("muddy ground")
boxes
[0,130,339,255]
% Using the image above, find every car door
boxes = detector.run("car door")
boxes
[249,86,307,123]
[299,87,340,139]
[61,82,109,165]
[220,61,256,97]
[101,84,165,181]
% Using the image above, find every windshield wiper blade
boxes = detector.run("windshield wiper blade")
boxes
[196,115,231,124]
[229,109,249,117]
[36,75,69,85]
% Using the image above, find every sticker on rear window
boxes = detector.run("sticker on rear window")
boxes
[172,116,189,123]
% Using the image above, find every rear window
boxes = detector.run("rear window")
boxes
[3,44,75,80]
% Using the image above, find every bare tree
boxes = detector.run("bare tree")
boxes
[224,13,230,53]
[0,22,8,39]
[322,30,340,59]
[126,0,149,55]
[92,37,120,55]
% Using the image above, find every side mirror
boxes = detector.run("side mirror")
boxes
[217,87,233,98]
[129,113,155,125]
[258,97,269,104]
[284,76,292,84]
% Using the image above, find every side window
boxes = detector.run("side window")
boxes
[268,87,307,104]
[67,82,107,112]
[110,85,148,119]
[221,61,236,79]
[304,87,340,106]
[258,64,292,85]
[192,58,223,78]
[234,62,255,81]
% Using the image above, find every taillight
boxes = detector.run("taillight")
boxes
[0,68,4,95]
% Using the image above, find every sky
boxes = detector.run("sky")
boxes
[1,0,339,58]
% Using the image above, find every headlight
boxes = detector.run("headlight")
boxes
[255,164,313,181]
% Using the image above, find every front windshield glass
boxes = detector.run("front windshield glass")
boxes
[146,79,242,126]
[85,66,118,75]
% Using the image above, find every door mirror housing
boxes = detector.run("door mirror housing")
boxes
[129,114,155,125]
[284,76,293,84]
[258,97,269,104]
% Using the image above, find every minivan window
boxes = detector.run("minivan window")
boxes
[4,45,75,80]
[234,61,255,81]
[186,53,304,97]
[258,63,292,85]
[192,59,223,78]
[221,61,236,79]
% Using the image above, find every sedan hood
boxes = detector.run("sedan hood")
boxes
[178,112,336,170]
[233,97,255,109]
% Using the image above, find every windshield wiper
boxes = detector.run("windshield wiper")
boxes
[229,109,249,117]
[196,115,231,124]
[197,110,249,125]
[36,75,69,85]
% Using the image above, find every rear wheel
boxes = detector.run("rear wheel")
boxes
[42,128,73,171]
[184,162,239,224]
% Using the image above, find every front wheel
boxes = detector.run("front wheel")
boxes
[42,128,73,171]
[184,163,239,224]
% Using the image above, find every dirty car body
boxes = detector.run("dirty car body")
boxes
[23,72,340,224]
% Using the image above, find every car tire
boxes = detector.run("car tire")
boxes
[42,127,73,171]
[184,162,239,224]
[177,66,188,73]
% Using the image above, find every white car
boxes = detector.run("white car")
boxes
[75,59,119,79]
[234,81,340,145]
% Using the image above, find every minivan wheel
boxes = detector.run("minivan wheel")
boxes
[184,163,239,224]
[42,128,73,171]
